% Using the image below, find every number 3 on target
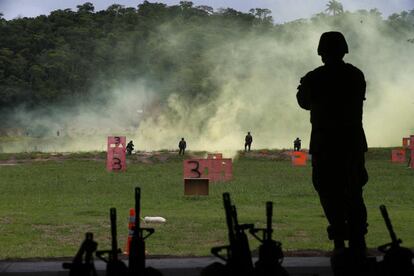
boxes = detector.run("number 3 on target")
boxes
[188,160,201,178]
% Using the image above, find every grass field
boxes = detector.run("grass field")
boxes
[0,148,413,259]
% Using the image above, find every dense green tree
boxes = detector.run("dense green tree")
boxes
[77,2,95,13]
[325,0,344,16]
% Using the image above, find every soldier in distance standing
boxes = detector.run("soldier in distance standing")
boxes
[179,138,186,155]
[294,137,301,151]
[126,140,134,155]
[296,32,369,273]
[245,132,253,152]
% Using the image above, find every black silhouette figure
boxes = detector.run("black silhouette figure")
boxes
[249,202,289,276]
[293,137,301,151]
[126,140,134,155]
[62,232,98,276]
[96,208,128,275]
[245,132,253,152]
[377,205,414,276]
[178,138,186,155]
[202,193,255,276]
[297,32,369,274]
[128,187,162,276]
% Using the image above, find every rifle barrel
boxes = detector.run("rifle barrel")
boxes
[135,187,141,235]
[110,208,118,261]
[266,201,273,240]
[223,193,235,243]
[380,205,398,244]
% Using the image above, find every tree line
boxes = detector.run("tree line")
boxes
[0,1,413,118]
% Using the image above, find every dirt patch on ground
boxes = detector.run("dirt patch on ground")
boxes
[0,150,306,164]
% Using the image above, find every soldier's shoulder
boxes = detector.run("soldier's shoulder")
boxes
[345,63,365,77]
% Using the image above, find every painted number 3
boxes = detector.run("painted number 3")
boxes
[113,157,122,170]
[188,160,201,178]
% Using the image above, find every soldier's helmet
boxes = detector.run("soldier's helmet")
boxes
[317,31,349,56]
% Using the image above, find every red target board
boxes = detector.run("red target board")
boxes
[183,159,232,182]
[391,149,406,163]
[402,137,410,149]
[410,149,414,169]
[107,136,126,172]
[410,135,414,149]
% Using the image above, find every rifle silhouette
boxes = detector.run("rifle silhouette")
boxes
[249,202,289,276]
[62,232,98,276]
[96,208,128,276]
[128,187,158,275]
[211,192,255,276]
[378,205,414,276]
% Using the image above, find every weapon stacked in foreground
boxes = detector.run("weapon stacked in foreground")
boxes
[96,208,129,275]
[62,232,98,276]
[249,202,289,276]
[210,192,255,275]
[378,205,414,276]
[203,193,289,276]
[128,187,161,276]
[63,187,161,276]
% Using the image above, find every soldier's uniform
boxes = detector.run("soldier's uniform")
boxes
[294,138,301,151]
[126,141,134,155]
[179,138,186,155]
[296,32,368,252]
[245,132,253,152]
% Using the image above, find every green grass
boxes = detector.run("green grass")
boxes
[0,148,413,259]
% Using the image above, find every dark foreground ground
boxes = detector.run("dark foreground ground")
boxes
[0,256,347,276]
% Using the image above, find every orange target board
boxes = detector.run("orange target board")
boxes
[183,159,232,182]
[292,151,307,166]
[107,136,126,172]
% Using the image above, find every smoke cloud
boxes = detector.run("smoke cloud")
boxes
[2,10,414,153]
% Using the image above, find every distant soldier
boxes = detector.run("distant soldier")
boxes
[294,137,301,151]
[179,138,186,155]
[245,132,253,152]
[57,130,60,137]
[297,32,369,272]
[126,140,134,155]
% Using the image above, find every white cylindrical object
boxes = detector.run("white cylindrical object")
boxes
[144,216,166,223]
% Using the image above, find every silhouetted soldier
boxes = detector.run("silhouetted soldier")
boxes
[245,132,253,152]
[297,32,369,273]
[294,137,301,151]
[126,140,134,155]
[179,138,186,155]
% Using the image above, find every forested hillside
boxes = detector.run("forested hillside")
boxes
[1,2,413,110]
[0,2,274,111]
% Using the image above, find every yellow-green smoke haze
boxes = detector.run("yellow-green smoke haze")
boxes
[2,10,414,153]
